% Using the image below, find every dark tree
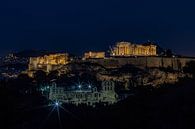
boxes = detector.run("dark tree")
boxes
[183,61,195,78]
[165,49,173,57]
[47,70,59,81]
[34,70,47,84]
[17,73,32,82]
[80,72,97,83]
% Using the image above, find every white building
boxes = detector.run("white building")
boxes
[49,81,118,106]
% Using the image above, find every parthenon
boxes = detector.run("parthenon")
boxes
[110,42,157,56]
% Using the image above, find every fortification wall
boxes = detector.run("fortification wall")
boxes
[87,57,195,70]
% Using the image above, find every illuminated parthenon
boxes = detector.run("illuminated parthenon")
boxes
[28,41,158,74]
[110,42,157,56]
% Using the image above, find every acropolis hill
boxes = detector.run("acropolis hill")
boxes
[28,41,195,74]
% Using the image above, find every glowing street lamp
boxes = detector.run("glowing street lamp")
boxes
[55,102,59,106]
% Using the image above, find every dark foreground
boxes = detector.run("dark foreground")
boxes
[1,79,195,129]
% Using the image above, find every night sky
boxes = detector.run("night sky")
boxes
[0,0,195,56]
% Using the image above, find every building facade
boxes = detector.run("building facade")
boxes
[84,51,105,59]
[110,42,157,56]
[29,53,69,73]
[49,81,118,106]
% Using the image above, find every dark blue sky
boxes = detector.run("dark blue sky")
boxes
[0,0,195,56]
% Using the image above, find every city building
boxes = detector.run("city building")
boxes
[49,81,118,106]
[0,53,29,79]
[84,51,105,59]
[28,53,69,73]
[110,41,157,56]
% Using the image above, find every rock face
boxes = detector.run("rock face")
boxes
[87,57,195,70]
[58,62,106,75]
[141,69,185,87]
[38,61,189,89]
[96,67,187,88]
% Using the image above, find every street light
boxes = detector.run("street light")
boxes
[55,102,59,106]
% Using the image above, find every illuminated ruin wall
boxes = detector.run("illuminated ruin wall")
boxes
[84,51,105,59]
[29,53,69,72]
[87,57,195,70]
[111,42,157,56]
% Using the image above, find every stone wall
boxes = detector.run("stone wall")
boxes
[87,57,195,70]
